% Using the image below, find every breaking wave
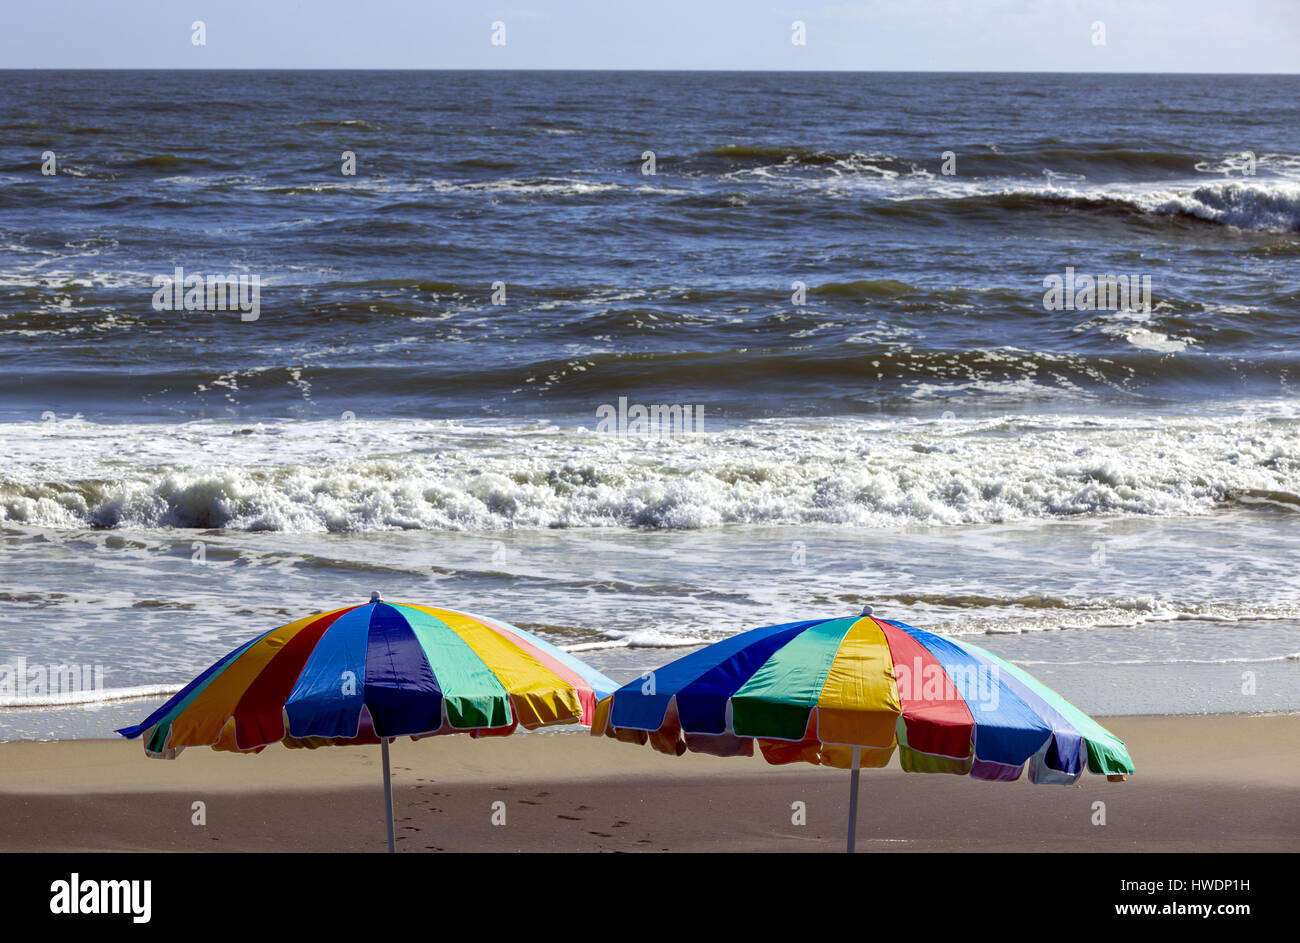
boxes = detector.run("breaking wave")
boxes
[2,413,1296,533]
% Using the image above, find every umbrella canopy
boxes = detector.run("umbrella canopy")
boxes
[117,594,617,851]
[120,595,615,756]
[593,609,1133,850]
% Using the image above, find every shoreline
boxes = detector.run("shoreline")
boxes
[1,713,1296,852]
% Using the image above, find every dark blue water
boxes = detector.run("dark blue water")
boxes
[1,71,1297,421]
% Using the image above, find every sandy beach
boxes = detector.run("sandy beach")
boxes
[0,713,1294,853]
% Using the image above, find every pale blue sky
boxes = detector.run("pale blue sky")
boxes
[2,0,1297,71]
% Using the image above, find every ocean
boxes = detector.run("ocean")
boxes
[1,70,1297,738]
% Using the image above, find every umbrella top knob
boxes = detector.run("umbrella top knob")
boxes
[370,591,382,603]
[860,605,873,616]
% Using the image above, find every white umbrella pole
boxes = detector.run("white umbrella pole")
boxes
[382,736,396,854]
[846,745,862,854]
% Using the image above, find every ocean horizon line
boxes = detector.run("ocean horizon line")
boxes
[2,67,1297,76]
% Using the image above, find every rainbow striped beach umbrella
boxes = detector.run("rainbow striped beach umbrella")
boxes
[593,607,1134,852]
[118,592,617,852]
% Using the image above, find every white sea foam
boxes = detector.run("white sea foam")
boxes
[1016,180,1300,231]
[0,684,181,709]
[881,176,1300,231]
[1077,310,1194,353]
[3,411,1298,533]
[1142,181,1300,230]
